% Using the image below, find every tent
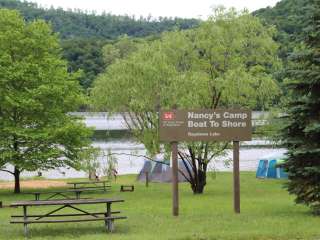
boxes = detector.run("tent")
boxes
[256,152,288,179]
[137,159,192,183]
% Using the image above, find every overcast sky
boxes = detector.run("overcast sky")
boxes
[30,0,280,19]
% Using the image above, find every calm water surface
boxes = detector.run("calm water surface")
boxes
[0,114,285,181]
[0,140,286,181]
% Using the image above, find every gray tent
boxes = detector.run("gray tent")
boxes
[137,160,192,183]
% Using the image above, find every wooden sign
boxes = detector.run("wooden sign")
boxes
[159,109,252,142]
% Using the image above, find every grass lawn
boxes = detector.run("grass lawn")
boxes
[0,172,320,240]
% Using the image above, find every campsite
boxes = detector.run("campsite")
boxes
[1,173,320,240]
[1,0,320,239]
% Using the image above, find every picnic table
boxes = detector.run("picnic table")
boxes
[26,188,105,201]
[10,198,126,236]
[67,180,111,191]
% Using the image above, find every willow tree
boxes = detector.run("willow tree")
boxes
[92,8,280,194]
[0,10,93,193]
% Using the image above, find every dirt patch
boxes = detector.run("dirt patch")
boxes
[0,180,67,189]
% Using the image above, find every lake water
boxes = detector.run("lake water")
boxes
[0,140,286,181]
[0,113,286,181]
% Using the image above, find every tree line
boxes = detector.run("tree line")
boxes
[0,0,199,39]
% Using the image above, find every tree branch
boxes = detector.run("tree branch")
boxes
[0,168,14,175]
[102,152,169,165]
[208,142,229,161]
[178,151,194,184]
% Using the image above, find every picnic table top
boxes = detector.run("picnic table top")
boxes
[10,198,124,207]
[25,188,108,194]
[67,180,110,184]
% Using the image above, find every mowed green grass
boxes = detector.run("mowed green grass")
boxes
[0,172,320,240]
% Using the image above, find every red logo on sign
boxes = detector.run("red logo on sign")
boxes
[163,112,175,120]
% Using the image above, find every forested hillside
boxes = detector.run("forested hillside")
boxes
[0,0,199,39]
[0,0,308,90]
[0,0,199,88]
[254,0,306,62]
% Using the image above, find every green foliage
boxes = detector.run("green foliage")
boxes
[247,1,310,142]
[254,0,306,60]
[102,35,142,67]
[77,147,101,179]
[192,8,281,110]
[254,109,286,144]
[0,0,200,89]
[0,9,94,190]
[92,8,280,147]
[0,0,199,39]
[103,149,118,181]
[254,0,306,83]
[281,0,320,214]
[61,38,108,89]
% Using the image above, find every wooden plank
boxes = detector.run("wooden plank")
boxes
[10,198,124,207]
[11,211,121,218]
[10,216,127,224]
[68,186,111,190]
[120,185,134,192]
[24,187,110,195]
[67,181,110,185]
[73,187,111,191]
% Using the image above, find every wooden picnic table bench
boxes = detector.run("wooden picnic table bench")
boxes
[10,198,127,236]
[67,180,111,191]
[25,188,107,201]
[120,185,134,192]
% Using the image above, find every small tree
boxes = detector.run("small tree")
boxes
[92,8,280,194]
[0,9,93,193]
[79,147,101,180]
[282,0,320,214]
[102,149,118,182]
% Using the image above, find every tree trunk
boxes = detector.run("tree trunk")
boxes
[89,170,97,180]
[192,168,207,194]
[14,167,21,194]
[183,146,209,194]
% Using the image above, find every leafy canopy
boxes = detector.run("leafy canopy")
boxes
[0,9,93,173]
[92,8,281,155]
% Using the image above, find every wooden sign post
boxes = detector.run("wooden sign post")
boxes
[145,171,149,187]
[233,140,240,213]
[159,109,251,216]
[171,142,179,216]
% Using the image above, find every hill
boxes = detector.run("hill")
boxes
[1,0,307,89]
[0,0,200,89]
[254,0,306,61]
[0,0,199,39]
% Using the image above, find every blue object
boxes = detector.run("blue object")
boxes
[279,167,288,178]
[267,159,277,178]
[256,152,288,179]
[256,160,268,178]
